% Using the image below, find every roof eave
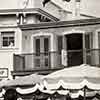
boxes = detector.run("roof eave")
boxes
[19,18,100,30]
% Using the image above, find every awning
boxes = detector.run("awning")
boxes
[0,74,43,87]
[15,84,100,98]
[42,64,100,90]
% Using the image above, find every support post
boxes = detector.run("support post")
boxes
[83,87,86,100]
[83,33,87,64]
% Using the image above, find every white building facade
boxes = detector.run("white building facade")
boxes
[0,0,98,79]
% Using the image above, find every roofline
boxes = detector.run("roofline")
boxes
[19,18,100,30]
[0,8,59,21]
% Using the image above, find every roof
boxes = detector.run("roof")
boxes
[19,18,100,30]
[0,8,59,21]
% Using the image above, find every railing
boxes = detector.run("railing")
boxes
[13,52,61,71]
[13,49,100,71]
[85,49,100,66]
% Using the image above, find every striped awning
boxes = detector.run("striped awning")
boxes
[42,64,100,90]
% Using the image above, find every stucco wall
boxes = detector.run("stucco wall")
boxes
[0,27,22,79]
[21,23,100,69]
[0,15,17,25]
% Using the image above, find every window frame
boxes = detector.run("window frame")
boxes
[1,31,15,48]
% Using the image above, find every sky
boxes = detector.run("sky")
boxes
[0,0,100,17]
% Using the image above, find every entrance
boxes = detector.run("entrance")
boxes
[66,34,83,66]
[34,36,50,68]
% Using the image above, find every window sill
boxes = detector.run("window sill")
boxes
[0,47,19,51]
[1,46,15,48]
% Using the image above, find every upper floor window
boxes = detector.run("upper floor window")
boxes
[1,31,15,48]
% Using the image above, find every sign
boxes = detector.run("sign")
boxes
[61,49,67,66]
[0,68,8,78]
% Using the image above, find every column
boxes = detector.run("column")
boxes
[20,15,23,25]
[23,13,26,24]
[93,31,99,65]
[63,35,66,49]
[62,35,68,67]
[83,33,86,64]
[16,13,19,24]
[50,35,57,68]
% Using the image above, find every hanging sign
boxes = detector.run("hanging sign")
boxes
[0,68,8,78]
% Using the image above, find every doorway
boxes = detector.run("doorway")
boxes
[34,36,50,68]
[66,34,83,66]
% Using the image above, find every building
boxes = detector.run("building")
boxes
[13,18,100,78]
[0,0,98,79]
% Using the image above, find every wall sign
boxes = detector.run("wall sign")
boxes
[0,68,8,78]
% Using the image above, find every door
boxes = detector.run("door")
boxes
[66,34,83,66]
[34,36,50,68]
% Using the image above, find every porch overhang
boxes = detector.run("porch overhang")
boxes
[19,18,100,30]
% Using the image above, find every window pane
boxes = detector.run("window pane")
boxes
[9,37,14,40]
[45,58,49,67]
[44,38,49,55]
[35,59,40,67]
[35,39,40,56]
[85,32,93,65]
[2,37,9,46]
[9,37,14,46]
[85,32,93,49]
[58,36,62,54]
[3,41,8,46]
[3,37,8,40]
[85,34,90,49]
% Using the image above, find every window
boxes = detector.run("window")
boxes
[35,38,40,56]
[57,36,62,54]
[44,38,49,55]
[1,31,15,47]
[34,36,50,68]
[85,32,93,49]
[85,32,93,65]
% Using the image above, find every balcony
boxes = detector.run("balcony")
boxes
[13,49,100,76]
